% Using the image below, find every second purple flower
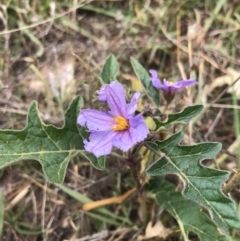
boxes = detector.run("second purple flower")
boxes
[149,69,197,95]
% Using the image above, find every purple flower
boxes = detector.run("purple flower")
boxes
[149,69,197,95]
[77,81,149,157]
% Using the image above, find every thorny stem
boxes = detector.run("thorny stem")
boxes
[128,136,159,195]
[111,149,143,195]
[223,171,240,194]
[112,135,159,196]
[128,155,142,195]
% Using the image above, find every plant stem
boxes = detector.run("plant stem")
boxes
[223,171,240,194]
[128,156,142,195]
[110,152,128,161]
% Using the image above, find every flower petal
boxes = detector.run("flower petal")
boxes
[149,69,164,89]
[174,79,197,89]
[112,114,149,151]
[126,92,141,117]
[84,131,116,157]
[98,81,127,116]
[159,80,174,92]
[149,69,158,78]
[98,86,107,102]
[112,131,134,151]
[129,114,150,142]
[77,109,114,131]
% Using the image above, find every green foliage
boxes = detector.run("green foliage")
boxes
[99,54,119,84]
[156,182,229,241]
[0,53,238,239]
[130,57,160,106]
[81,153,105,170]
[146,131,240,234]
[153,105,203,130]
[0,96,103,183]
[0,193,3,238]
[5,211,42,235]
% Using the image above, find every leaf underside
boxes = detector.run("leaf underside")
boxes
[146,132,240,234]
[99,54,119,84]
[156,182,229,241]
[0,97,104,183]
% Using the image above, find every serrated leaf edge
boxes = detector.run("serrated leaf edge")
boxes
[153,105,204,131]
[146,131,240,234]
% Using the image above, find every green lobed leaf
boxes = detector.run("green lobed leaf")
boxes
[156,181,229,241]
[0,96,103,183]
[81,152,105,170]
[146,132,240,234]
[130,57,160,106]
[153,105,203,130]
[99,54,119,84]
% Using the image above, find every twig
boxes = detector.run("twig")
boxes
[83,188,136,211]
[209,75,240,105]
[212,135,240,167]
[69,230,109,241]
[223,171,240,194]
[110,152,128,161]
[204,108,223,140]
[0,0,94,35]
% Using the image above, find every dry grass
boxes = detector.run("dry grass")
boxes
[0,0,240,240]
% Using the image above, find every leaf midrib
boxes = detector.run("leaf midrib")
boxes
[164,154,228,231]
[170,202,223,241]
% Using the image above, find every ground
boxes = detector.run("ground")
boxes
[0,0,240,240]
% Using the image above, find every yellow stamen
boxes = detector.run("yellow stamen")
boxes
[169,81,174,85]
[112,116,129,131]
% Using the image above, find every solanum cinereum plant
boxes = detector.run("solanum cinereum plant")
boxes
[0,55,239,240]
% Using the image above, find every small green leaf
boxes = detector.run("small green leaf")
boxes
[156,182,229,241]
[81,152,105,170]
[130,57,160,106]
[146,132,240,234]
[99,54,119,84]
[153,105,203,130]
[0,97,103,183]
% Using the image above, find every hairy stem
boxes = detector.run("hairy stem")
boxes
[128,157,142,195]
